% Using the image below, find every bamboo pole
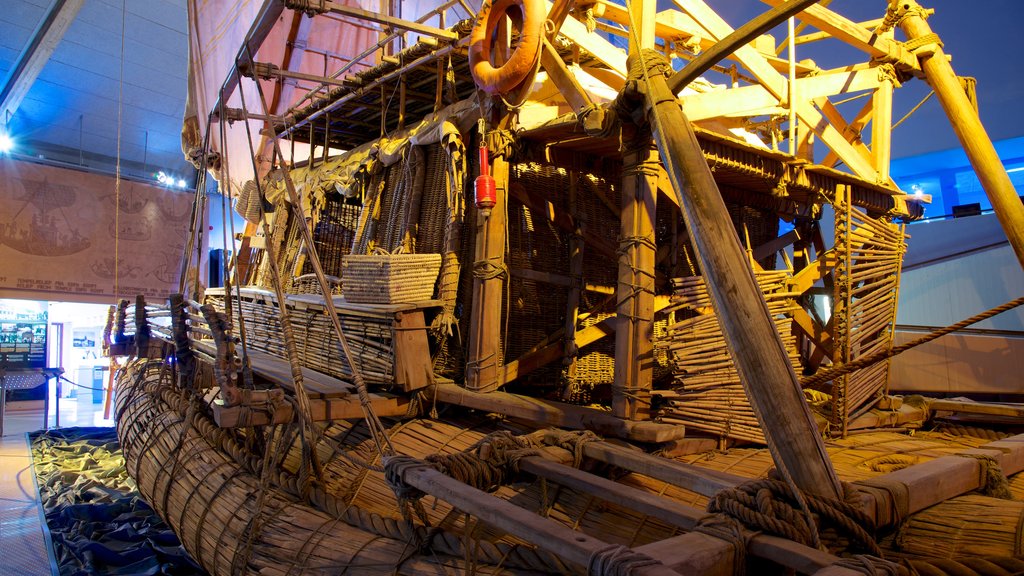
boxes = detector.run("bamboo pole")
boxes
[895,0,1024,269]
[638,52,842,498]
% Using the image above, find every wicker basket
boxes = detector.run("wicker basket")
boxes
[341,252,442,304]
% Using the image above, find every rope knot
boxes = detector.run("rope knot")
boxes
[383,455,438,505]
[957,452,1013,500]
[587,544,662,576]
[544,429,601,468]
[708,478,882,557]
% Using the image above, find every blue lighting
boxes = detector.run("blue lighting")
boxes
[0,133,13,153]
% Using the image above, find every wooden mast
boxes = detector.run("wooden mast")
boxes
[466,119,509,392]
[893,0,1024,268]
[613,0,657,421]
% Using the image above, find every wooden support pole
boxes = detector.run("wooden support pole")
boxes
[466,137,508,392]
[896,2,1024,269]
[393,462,681,576]
[432,382,686,443]
[639,57,842,499]
[872,64,895,183]
[614,145,657,420]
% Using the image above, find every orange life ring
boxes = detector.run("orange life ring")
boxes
[468,0,545,95]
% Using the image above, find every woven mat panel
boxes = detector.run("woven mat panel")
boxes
[208,294,396,386]
[253,203,292,289]
[655,270,800,443]
[726,202,780,271]
[505,165,569,378]
[416,145,448,255]
[373,160,405,251]
[562,311,616,404]
[352,169,387,255]
[301,194,361,278]
[577,173,620,289]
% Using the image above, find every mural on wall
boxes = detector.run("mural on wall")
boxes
[0,158,193,303]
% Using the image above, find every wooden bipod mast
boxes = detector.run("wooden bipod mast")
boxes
[625,0,843,500]
[887,0,1024,269]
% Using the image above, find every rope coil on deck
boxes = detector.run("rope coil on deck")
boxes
[708,478,882,557]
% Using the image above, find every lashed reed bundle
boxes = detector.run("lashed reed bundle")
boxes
[116,358,1024,575]
[207,288,396,386]
[888,495,1024,560]
[114,361,690,573]
[656,270,800,442]
[115,361,497,576]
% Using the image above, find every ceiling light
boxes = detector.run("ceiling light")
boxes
[177,178,187,188]
[0,133,13,153]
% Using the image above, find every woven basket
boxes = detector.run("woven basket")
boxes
[341,252,441,304]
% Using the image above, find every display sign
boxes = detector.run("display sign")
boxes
[0,157,193,303]
[0,299,47,369]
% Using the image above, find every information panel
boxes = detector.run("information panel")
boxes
[0,299,47,369]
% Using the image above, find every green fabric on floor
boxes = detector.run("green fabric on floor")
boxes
[30,427,205,576]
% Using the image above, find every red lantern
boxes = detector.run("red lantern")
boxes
[475,143,497,217]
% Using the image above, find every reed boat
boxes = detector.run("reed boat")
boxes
[107,0,1024,574]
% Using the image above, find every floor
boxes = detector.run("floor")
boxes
[0,391,112,576]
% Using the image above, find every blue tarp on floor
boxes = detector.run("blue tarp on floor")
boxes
[29,427,205,576]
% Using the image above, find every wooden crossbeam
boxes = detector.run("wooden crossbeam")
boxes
[393,460,681,576]
[323,1,458,41]
[758,0,919,73]
[430,382,685,443]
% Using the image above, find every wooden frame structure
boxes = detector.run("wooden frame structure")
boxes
[176,0,1024,475]
[106,1,1024,573]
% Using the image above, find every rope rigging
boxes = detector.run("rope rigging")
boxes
[802,295,1024,388]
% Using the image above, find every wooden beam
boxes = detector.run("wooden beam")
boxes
[0,0,84,122]
[758,0,919,73]
[539,37,594,116]
[547,0,627,78]
[676,0,883,183]
[393,462,681,576]
[928,398,1024,419]
[871,61,894,181]
[323,1,458,41]
[524,456,864,575]
[431,382,685,443]
[211,390,411,426]
[548,432,745,497]
[639,22,843,499]
[392,310,433,392]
